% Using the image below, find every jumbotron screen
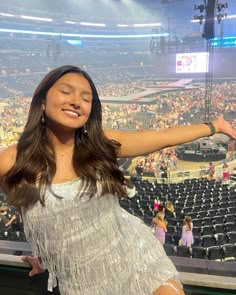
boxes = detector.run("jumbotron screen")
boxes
[176,52,209,73]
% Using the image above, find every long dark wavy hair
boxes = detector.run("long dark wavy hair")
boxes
[2,65,128,207]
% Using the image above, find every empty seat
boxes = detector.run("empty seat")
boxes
[192,218,202,227]
[208,209,217,217]
[227,207,236,214]
[201,225,213,236]
[227,231,236,244]
[220,202,228,208]
[165,233,174,245]
[213,215,224,224]
[163,244,176,256]
[208,246,223,261]
[193,236,202,247]
[192,246,207,259]
[188,212,198,219]
[202,217,213,226]
[217,208,227,216]
[222,244,236,261]
[198,211,207,219]
[214,233,228,246]
[192,226,201,236]
[214,224,225,234]
[143,216,153,226]
[167,225,176,235]
[225,222,236,233]
[228,201,236,207]
[166,218,178,226]
[201,235,215,248]
[177,245,191,258]
[224,214,235,223]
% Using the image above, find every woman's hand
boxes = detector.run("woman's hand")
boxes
[21,256,45,277]
[213,115,236,139]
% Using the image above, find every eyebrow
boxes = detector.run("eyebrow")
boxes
[57,83,92,95]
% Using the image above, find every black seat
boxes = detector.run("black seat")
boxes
[192,226,201,236]
[225,222,236,233]
[201,235,215,248]
[227,231,236,244]
[201,225,213,236]
[163,244,176,256]
[192,218,202,227]
[227,207,236,214]
[192,246,207,259]
[166,218,178,226]
[214,233,228,246]
[208,209,217,217]
[177,245,191,258]
[214,224,225,234]
[222,244,236,261]
[143,215,153,226]
[208,246,223,261]
[202,217,213,226]
[224,214,235,223]
[165,233,174,245]
[217,208,227,216]
[167,225,176,235]
[220,202,228,208]
[198,211,207,219]
[188,212,198,219]
[193,236,202,247]
[213,215,224,224]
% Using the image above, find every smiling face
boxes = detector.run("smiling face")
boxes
[43,72,93,133]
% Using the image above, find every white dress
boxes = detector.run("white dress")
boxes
[22,178,179,295]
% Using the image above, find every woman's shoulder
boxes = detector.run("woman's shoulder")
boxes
[0,145,17,177]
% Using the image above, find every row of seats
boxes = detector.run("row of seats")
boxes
[164,244,236,261]
[0,229,27,242]
[166,223,236,236]
[165,230,236,248]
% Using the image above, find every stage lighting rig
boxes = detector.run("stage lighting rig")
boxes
[194,1,207,24]
[216,13,227,24]
[216,2,228,24]
[216,2,228,12]
[194,14,205,24]
[194,4,206,13]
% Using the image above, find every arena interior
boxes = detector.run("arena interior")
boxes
[0,0,236,294]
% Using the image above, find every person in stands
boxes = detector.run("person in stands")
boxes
[153,212,167,245]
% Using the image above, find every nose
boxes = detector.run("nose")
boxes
[69,93,81,109]
[70,103,80,110]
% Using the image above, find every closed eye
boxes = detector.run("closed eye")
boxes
[61,90,70,95]
[82,97,92,102]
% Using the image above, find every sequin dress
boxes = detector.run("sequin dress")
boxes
[22,179,179,295]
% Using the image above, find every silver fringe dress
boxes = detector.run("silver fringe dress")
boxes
[22,178,179,295]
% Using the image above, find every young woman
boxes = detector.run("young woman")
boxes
[180,216,194,251]
[1,65,236,295]
[153,212,167,245]
[222,162,230,182]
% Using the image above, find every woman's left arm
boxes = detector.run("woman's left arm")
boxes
[104,115,236,158]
